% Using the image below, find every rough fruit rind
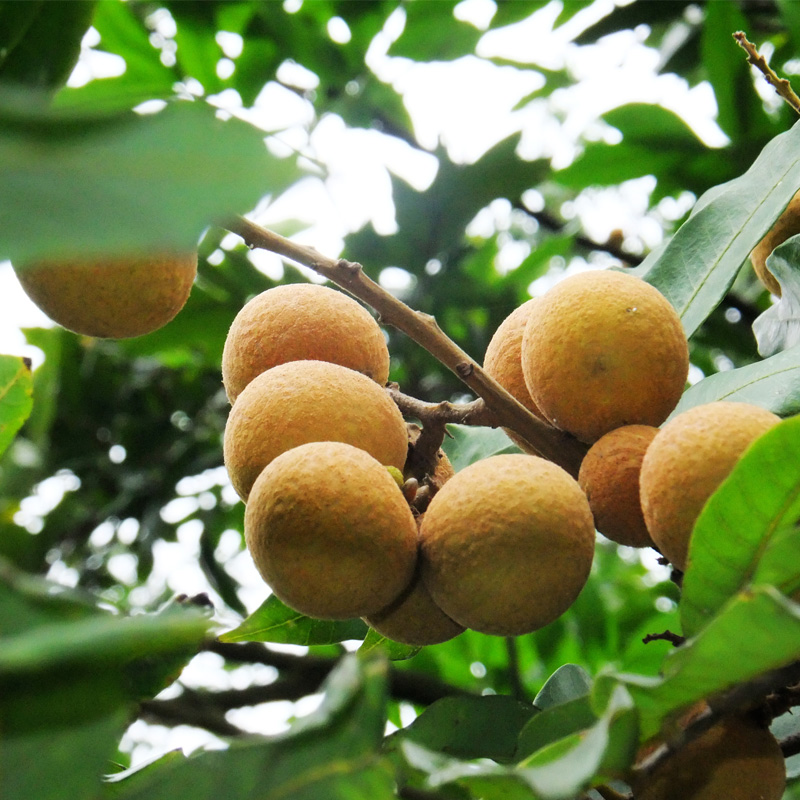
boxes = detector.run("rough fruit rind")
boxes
[14,251,197,339]
[521,270,689,443]
[639,401,780,571]
[578,424,658,548]
[631,715,785,800]
[420,453,595,636]
[223,360,408,501]
[245,441,418,620]
[222,283,390,403]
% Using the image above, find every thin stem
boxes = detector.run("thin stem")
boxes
[734,31,800,115]
[505,636,526,701]
[224,217,587,477]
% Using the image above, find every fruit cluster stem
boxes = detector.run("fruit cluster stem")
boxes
[734,31,800,115]
[225,216,587,477]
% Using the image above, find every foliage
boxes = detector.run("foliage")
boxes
[3,1,800,798]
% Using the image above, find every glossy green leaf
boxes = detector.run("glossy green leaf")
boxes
[219,593,368,645]
[673,341,800,418]
[442,423,520,472]
[360,628,420,661]
[103,654,395,800]
[0,355,33,458]
[515,696,595,762]
[0,99,298,264]
[606,586,800,741]
[533,664,591,709]
[641,118,800,336]
[391,695,535,764]
[681,415,800,635]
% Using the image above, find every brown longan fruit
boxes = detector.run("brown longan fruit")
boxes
[245,441,418,620]
[578,424,658,548]
[224,360,408,502]
[222,283,390,403]
[521,270,689,443]
[420,454,595,636]
[14,251,197,338]
[639,401,780,571]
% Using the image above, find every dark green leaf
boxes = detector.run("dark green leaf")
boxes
[515,696,596,762]
[219,593,369,645]
[0,355,33,458]
[442,423,521,473]
[0,99,298,264]
[533,664,591,709]
[103,654,395,800]
[681,415,800,635]
[641,119,800,336]
[391,695,535,764]
[389,3,480,61]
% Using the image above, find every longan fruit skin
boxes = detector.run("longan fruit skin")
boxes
[223,360,408,501]
[750,189,800,297]
[484,299,546,452]
[521,270,689,444]
[420,454,595,637]
[245,442,418,620]
[578,424,658,548]
[222,283,390,403]
[639,401,780,571]
[14,251,197,338]
[631,715,785,800]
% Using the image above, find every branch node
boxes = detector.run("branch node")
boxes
[456,361,475,378]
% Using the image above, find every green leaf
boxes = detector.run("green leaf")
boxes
[680,415,800,636]
[641,118,800,337]
[515,697,596,762]
[359,628,420,661]
[0,99,298,264]
[605,586,800,741]
[391,695,536,764]
[219,593,369,645]
[103,654,396,800]
[442,423,521,473]
[0,0,96,92]
[388,2,480,61]
[673,341,800,418]
[0,355,33,457]
[0,559,211,800]
[533,664,591,709]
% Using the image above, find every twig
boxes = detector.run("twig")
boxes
[780,731,800,759]
[505,636,527,701]
[734,31,800,115]
[642,630,685,647]
[223,217,587,478]
[594,786,631,800]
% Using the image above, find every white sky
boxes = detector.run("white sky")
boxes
[5,0,731,766]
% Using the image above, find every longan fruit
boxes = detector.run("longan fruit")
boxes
[420,454,595,636]
[521,270,689,443]
[245,441,418,620]
[223,360,408,501]
[13,251,197,338]
[222,283,390,403]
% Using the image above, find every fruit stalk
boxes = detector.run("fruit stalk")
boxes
[225,216,587,476]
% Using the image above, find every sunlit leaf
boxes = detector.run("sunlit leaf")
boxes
[359,628,420,661]
[0,355,33,458]
[442,423,520,472]
[219,594,368,645]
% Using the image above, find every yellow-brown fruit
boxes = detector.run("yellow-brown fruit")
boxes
[631,715,785,800]
[420,454,595,636]
[13,252,197,338]
[224,360,408,501]
[222,283,390,403]
[750,189,800,297]
[245,441,418,619]
[640,401,780,571]
[364,563,465,646]
[578,424,658,548]
[484,299,546,452]
[521,270,689,443]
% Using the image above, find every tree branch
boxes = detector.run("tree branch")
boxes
[734,31,800,115]
[223,217,587,478]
